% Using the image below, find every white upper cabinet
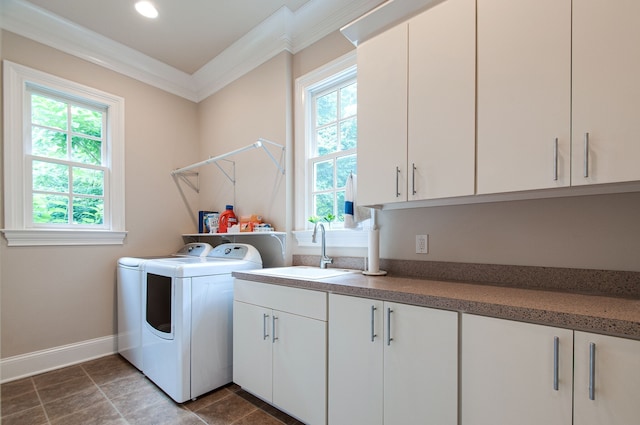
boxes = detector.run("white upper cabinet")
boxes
[357,0,476,206]
[572,0,640,186]
[357,23,408,206]
[355,0,640,204]
[476,0,572,194]
[408,0,476,200]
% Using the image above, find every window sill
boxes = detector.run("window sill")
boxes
[293,228,368,248]
[1,229,128,246]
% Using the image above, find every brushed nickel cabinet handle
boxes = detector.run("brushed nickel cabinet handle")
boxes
[412,163,417,195]
[589,342,596,400]
[553,138,559,181]
[371,306,377,342]
[584,133,590,178]
[386,307,393,346]
[263,313,269,340]
[272,315,278,343]
[553,336,559,390]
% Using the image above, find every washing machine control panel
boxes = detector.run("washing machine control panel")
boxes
[175,243,213,257]
[208,244,250,259]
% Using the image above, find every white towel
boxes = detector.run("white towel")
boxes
[344,173,370,229]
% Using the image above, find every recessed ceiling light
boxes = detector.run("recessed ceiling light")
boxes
[135,1,158,19]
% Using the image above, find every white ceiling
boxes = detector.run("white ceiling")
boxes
[1,0,386,100]
[22,0,313,74]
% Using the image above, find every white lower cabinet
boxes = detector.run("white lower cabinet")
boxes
[573,331,640,425]
[462,314,640,425]
[233,280,327,425]
[328,294,458,425]
[461,314,574,425]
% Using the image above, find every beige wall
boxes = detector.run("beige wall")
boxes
[195,52,291,267]
[293,30,355,79]
[377,192,640,272]
[1,31,200,357]
[197,52,289,232]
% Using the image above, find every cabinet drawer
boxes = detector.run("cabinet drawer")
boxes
[234,279,327,321]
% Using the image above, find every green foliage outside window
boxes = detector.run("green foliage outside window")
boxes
[30,92,105,225]
[312,80,357,223]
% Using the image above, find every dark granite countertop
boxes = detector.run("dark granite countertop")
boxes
[232,268,640,341]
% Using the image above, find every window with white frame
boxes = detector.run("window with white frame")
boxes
[3,61,126,246]
[295,53,358,231]
[309,75,357,226]
[294,52,368,247]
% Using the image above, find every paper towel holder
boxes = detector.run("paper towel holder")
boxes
[363,210,387,276]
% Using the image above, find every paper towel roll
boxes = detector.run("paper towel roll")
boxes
[368,228,379,273]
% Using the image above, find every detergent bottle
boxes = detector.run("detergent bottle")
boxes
[218,205,238,233]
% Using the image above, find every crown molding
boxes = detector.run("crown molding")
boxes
[192,7,294,102]
[0,0,199,100]
[0,0,382,102]
[290,0,385,53]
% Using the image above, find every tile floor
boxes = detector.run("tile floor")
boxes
[1,355,305,425]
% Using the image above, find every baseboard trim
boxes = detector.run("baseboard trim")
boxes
[1,335,117,383]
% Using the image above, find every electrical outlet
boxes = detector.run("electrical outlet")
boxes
[416,234,428,254]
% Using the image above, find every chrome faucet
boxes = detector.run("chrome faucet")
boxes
[312,222,333,269]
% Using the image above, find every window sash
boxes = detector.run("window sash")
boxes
[307,74,357,227]
[26,87,109,229]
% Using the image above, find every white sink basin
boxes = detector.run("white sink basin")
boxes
[254,266,358,280]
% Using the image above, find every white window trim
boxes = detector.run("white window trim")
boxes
[293,51,367,248]
[2,60,127,246]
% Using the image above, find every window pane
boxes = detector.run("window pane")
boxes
[336,155,357,188]
[340,117,357,151]
[73,167,104,196]
[72,136,102,165]
[73,197,104,225]
[316,125,337,156]
[336,190,345,221]
[33,193,68,223]
[340,82,357,118]
[314,193,334,218]
[32,127,67,159]
[31,94,67,130]
[316,91,337,126]
[71,105,102,138]
[33,160,69,193]
[314,160,334,191]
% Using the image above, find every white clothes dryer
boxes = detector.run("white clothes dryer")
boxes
[117,243,213,370]
[142,243,262,402]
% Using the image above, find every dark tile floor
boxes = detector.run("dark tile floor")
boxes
[1,355,305,425]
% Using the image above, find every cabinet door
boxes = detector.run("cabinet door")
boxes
[328,294,384,425]
[476,0,571,194]
[232,301,273,402]
[572,0,640,185]
[384,303,458,425]
[273,310,327,425]
[574,332,640,425]
[461,314,573,425]
[408,0,475,200]
[357,23,408,205]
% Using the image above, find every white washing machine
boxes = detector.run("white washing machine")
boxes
[142,243,262,402]
[117,243,213,370]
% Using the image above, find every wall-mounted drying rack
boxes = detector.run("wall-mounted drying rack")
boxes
[171,138,285,193]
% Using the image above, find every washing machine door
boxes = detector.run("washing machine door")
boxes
[145,273,174,340]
